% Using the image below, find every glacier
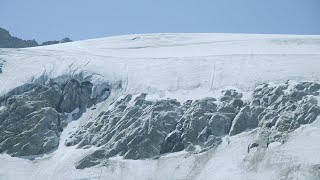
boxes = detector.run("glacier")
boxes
[0,33,320,180]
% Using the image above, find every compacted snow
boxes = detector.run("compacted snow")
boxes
[1,33,320,99]
[0,33,320,180]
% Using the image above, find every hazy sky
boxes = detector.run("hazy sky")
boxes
[0,0,319,42]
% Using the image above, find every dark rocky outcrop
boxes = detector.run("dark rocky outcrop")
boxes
[40,38,72,46]
[40,40,60,46]
[66,81,320,169]
[0,79,108,156]
[229,105,264,135]
[0,85,61,156]
[70,94,184,168]
[59,80,93,113]
[59,38,72,43]
[160,130,184,154]
[0,59,4,74]
[0,78,319,169]
[0,27,72,48]
[70,96,230,169]
[230,82,320,144]
[0,27,38,48]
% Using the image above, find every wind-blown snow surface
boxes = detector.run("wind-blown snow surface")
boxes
[1,33,320,179]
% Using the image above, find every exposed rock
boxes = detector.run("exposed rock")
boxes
[0,60,3,74]
[1,78,319,169]
[202,135,222,149]
[219,89,243,102]
[0,83,38,105]
[229,106,264,136]
[0,79,106,156]
[60,38,72,43]
[71,94,183,168]
[160,130,184,154]
[41,38,72,46]
[71,96,227,169]
[0,27,72,48]
[71,82,320,169]
[230,82,320,137]
[0,27,38,48]
[209,113,232,136]
[41,40,60,46]
[0,85,62,156]
[0,96,60,156]
[59,80,93,113]
[178,97,218,147]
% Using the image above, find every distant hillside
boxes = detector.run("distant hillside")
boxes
[0,27,72,48]
[0,27,38,48]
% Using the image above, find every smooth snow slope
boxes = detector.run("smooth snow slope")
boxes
[0,33,320,180]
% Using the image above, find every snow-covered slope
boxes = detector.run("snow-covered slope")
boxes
[1,33,320,100]
[0,33,320,180]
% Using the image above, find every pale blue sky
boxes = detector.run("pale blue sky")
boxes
[0,0,319,42]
